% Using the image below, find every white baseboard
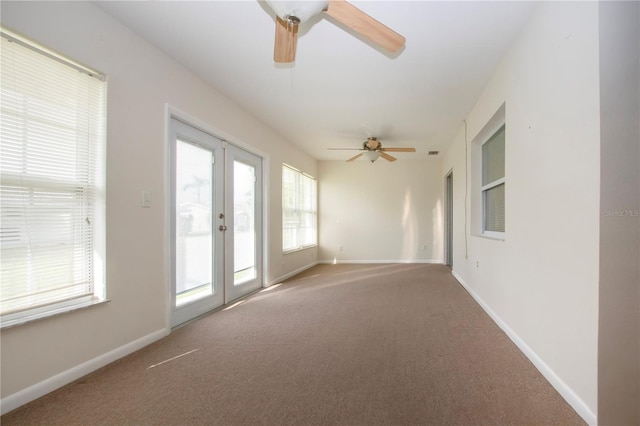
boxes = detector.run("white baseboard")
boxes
[450,271,597,426]
[269,260,442,285]
[271,261,318,284]
[318,259,443,264]
[1,327,169,415]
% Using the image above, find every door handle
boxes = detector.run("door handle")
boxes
[219,225,227,231]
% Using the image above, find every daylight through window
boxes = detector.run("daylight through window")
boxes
[282,164,317,252]
[481,124,505,236]
[0,28,107,327]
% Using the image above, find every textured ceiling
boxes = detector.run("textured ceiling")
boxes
[95,1,536,161]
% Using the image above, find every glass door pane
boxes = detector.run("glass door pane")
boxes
[225,146,262,303]
[233,161,256,285]
[176,140,213,306]
[170,118,224,328]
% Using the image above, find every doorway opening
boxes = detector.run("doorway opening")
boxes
[445,170,454,268]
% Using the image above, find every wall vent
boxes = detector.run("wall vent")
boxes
[428,151,439,155]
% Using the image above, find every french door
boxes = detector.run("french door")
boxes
[170,118,262,327]
[224,145,263,302]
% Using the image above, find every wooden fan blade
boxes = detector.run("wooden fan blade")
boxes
[346,153,364,162]
[381,147,416,152]
[324,0,405,52]
[274,17,298,63]
[380,152,397,162]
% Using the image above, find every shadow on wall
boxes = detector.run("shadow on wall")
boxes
[432,198,443,260]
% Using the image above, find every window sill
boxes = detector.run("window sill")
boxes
[0,298,110,330]
[477,232,505,241]
[283,244,317,255]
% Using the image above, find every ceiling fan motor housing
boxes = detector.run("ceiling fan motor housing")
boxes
[364,137,381,150]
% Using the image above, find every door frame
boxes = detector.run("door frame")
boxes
[165,106,268,328]
[444,169,454,267]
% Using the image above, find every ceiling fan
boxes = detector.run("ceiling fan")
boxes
[264,0,406,63]
[329,137,416,162]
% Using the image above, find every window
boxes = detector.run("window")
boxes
[0,28,107,327]
[481,124,505,237]
[282,164,317,252]
[471,103,505,240]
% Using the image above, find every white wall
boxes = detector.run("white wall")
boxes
[318,159,443,263]
[441,2,600,423]
[0,0,316,405]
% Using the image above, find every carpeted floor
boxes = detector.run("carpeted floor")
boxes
[2,263,585,425]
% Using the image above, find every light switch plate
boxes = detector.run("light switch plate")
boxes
[141,191,151,208]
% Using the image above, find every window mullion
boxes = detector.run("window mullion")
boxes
[481,176,505,192]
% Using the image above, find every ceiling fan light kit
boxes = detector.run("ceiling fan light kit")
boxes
[366,151,381,162]
[264,0,406,63]
[265,1,329,24]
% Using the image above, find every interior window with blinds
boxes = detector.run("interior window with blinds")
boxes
[282,164,317,252]
[481,124,505,236]
[0,28,107,327]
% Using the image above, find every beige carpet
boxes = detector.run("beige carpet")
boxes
[2,264,584,425]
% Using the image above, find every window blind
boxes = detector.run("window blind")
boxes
[481,124,505,234]
[484,183,505,232]
[0,30,106,318]
[482,125,505,186]
[282,164,317,251]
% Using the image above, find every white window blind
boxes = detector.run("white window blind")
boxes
[0,29,106,324]
[282,164,317,252]
[481,124,505,234]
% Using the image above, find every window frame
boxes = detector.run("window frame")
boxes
[282,164,317,253]
[480,123,506,240]
[0,28,107,329]
[470,103,506,241]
